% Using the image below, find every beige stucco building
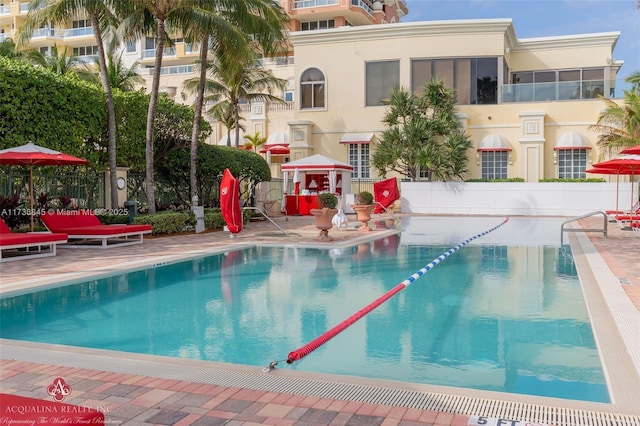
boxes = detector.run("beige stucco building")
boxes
[3,0,625,183]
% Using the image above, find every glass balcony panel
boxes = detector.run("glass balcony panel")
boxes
[502,79,620,102]
[63,27,94,38]
[0,5,11,14]
[142,46,176,59]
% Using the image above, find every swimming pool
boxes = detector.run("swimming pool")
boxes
[0,217,609,403]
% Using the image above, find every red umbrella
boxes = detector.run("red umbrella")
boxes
[620,145,640,155]
[220,168,243,234]
[0,142,89,230]
[592,154,640,224]
[373,178,400,214]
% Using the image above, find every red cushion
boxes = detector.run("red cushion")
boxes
[41,212,77,232]
[73,211,103,227]
[0,233,67,246]
[0,218,11,234]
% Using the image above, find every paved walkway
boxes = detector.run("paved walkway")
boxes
[1,214,639,426]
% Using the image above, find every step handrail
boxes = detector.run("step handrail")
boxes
[560,211,607,245]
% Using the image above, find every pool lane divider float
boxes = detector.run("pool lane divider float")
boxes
[264,217,509,372]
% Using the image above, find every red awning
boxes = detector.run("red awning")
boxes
[260,144,290,155]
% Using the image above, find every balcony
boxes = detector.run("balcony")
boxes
[63,27,94,38]
[292,0,339,10]
[0,5,10,15]
[142,46,177,59]
[500,80,622,103]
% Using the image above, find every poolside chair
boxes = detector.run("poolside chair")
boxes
[0,217,67,262]
[41,210,152,248]
[605,200,639,222]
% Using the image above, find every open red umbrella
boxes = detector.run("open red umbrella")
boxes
[592,154,640,225]
[0,142,89,230]
[620,145,640,155]
[373,178,400,214]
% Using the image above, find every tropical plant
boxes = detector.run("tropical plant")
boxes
[372,80,473,182]
[119,0,287,212]
[243,132,267,152]
[181,0,288,204]
[317,193,338,209]
[17,0,121,209]
[184,46,288,149]
[21,44,83,75]
[0,39,23,59]
[81,49,144,91]
[593,71,640,156]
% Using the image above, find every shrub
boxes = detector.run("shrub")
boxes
[356,191,374,205]
[317,193,338,209]
[133,212,194,235]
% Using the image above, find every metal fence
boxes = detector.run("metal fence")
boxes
[0,170,105,209]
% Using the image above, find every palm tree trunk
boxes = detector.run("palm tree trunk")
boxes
[91,14,119,210]
[190,36,208,205]
[146,18,166,214]
[234,104,240,148]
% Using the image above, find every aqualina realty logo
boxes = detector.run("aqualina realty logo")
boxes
[47,377,72,402]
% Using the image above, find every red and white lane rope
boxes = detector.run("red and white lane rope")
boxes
[264,217,509,371]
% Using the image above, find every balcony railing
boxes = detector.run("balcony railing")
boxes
[142,46,176,59]
[148,64,194,75]
[31,28,56,38]
[0,5,11,15]
[501,80,619,103]
[292,0,338,9]
[0,34,8,42]
[351,0,373,15]
[63,27,94,38]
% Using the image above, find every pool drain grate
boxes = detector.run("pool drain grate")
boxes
[2,341,639,426]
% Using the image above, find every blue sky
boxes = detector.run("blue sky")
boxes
[403,0,640,84]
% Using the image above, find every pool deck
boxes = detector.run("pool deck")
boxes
[1,213,639,426]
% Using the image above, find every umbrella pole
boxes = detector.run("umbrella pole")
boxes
[29,166,34,232]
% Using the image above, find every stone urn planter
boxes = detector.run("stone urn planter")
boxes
[351,191,375,232]
[310,193,339,242]
[310,207,338,241]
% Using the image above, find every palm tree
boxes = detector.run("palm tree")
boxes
[81,49,144,91]
[0,39,23,59]
[179,0,288,204]
[243,132,267,152]
[184,46,287,149]
[18,0,122,210]
[22,43,83,74]
[593,72,640,155]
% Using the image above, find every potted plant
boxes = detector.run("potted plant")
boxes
[309,193,338,242]
[351,191,375,232]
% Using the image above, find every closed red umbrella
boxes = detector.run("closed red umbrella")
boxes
[220,168,243,234]
[0,142,89,230]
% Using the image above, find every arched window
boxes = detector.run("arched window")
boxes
[300,68,326,109]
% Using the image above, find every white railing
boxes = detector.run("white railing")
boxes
[0,34,7,42]
[31,28,56,38]
[148,64,194,75]
[292,0,338,9]
[63,27,94,38]
[239,102,294,113]
[142,46,176,59]
[351,0,373,15]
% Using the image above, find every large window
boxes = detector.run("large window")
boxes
[411,57,498,105]
[300,68,325,109]
[365,60,400,106]
[301,20,335,31]
[481,151,509,180]
[557,149,587,179]
[349,144,370,178]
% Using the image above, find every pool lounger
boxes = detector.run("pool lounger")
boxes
[41,211,152,249]
[0,218,68,261]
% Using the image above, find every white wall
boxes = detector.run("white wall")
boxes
[400,182,634,216]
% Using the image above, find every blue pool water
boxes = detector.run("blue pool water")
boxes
[0,217,609,403]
